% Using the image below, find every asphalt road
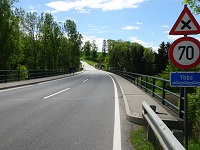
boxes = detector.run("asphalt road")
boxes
[0,62,133,150]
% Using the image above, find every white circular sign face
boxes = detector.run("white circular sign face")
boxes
[169,37,200,69]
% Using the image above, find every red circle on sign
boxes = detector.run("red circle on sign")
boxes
[169,37,200,69]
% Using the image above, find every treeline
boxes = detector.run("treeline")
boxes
[0,0,82,70]
[103,39,200,141]
[105,40,170,75]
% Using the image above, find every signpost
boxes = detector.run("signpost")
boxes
[169,5,200,35]
[169,5,200,150]
[168,37,200,70]
[170,72,200,87]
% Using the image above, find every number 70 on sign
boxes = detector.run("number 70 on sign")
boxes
[168,37,200,70]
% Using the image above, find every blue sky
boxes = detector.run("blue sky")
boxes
[15,0,200,52]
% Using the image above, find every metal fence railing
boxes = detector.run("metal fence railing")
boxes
[109,70,185,118]
[0,69,74,83]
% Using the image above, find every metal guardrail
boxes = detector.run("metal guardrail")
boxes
[109,70,185,118]
[142,101,185,150]
[0,69,76,83]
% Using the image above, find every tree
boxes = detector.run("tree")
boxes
[64,19,82,68]
[102,39,107,57]
[183,0,200,14]
[40,13,55,69]
[91,40,98,59]
[0,0,18,69]
[82,41,91,57]
[142,48,156,75]
[22,11,42,69]
[155,42,170,74]
[7,7,25,70]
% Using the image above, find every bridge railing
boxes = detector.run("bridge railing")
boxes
[0,69,72,83]
[110,70,184,118]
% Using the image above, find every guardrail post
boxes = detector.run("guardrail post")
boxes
[36,70,38,79]
[140,75,142,88]
[172,130,184,145]
[4,71,7,83]
[179,87,184,118]
[133,74,135,84]
[147,105,156,143]
[18,70,20,81]
[162,80,166,105]
[145,76,148,92]
[28,70,30,80]
[152,78,155,97]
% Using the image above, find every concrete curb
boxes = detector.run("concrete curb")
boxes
[109,73,143,125]
[117,79,143,125]
[109,73,184,128]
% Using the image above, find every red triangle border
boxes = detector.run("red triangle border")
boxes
[169,5,200,35]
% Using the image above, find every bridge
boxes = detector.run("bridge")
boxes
[0,62,185,150]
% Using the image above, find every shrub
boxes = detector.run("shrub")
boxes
[188,87,200,141]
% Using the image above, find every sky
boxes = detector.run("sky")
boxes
[15,0,200,52]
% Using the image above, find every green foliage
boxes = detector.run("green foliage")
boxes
[183,0,200,14]
[188,138,200,149]
[91,40,98,59]
[17,65,29,80]
[82,41,91,57]
[107,40,158,75]
[154,42,170,74]
[188,87,200,141]
[131,127,200,150]
[130,127,160,150]
[0,1,82,70]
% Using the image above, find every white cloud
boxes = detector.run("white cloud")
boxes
[46,0,146,13]
[82,35,105,52]
[129,36,158,51]
[122,25,139,30]
[164,30,183,41]
[136,21,143,25]
[29,10,37,13]
[161,25,169,28]
[29,5,35,10]
[167,34,183,41]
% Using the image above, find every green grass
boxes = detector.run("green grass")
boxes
[130,127,160,150]
[82,57,98,66]
[130,127,200,150]
[188,139,200,150]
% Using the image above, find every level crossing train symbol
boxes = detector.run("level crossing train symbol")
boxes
[169,5,200,35]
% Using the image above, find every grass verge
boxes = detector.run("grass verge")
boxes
[130,127,200,150]
[130,127,160,150]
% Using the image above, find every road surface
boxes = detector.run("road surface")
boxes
[0,62,133,150]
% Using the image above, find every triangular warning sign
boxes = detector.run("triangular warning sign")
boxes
[169,5,200,35]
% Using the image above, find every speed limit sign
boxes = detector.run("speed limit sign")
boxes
[169,37,200,69]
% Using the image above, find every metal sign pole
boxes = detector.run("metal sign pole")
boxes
[169,5,200,149]
[184,87,188,149]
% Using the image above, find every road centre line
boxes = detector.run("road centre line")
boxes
[83,79,89,83]
[43,88,70,99]
[108,74,122,150]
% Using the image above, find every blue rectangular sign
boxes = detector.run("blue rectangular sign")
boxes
[170,72,200,87]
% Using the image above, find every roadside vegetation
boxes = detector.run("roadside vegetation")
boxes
[130,127,200,150]
[0,0,82,71]
[130,127,160,150]
[1,0,200,149]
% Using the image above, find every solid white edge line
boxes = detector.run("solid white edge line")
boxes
[108,74,122,150]
[43,88,70,99]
